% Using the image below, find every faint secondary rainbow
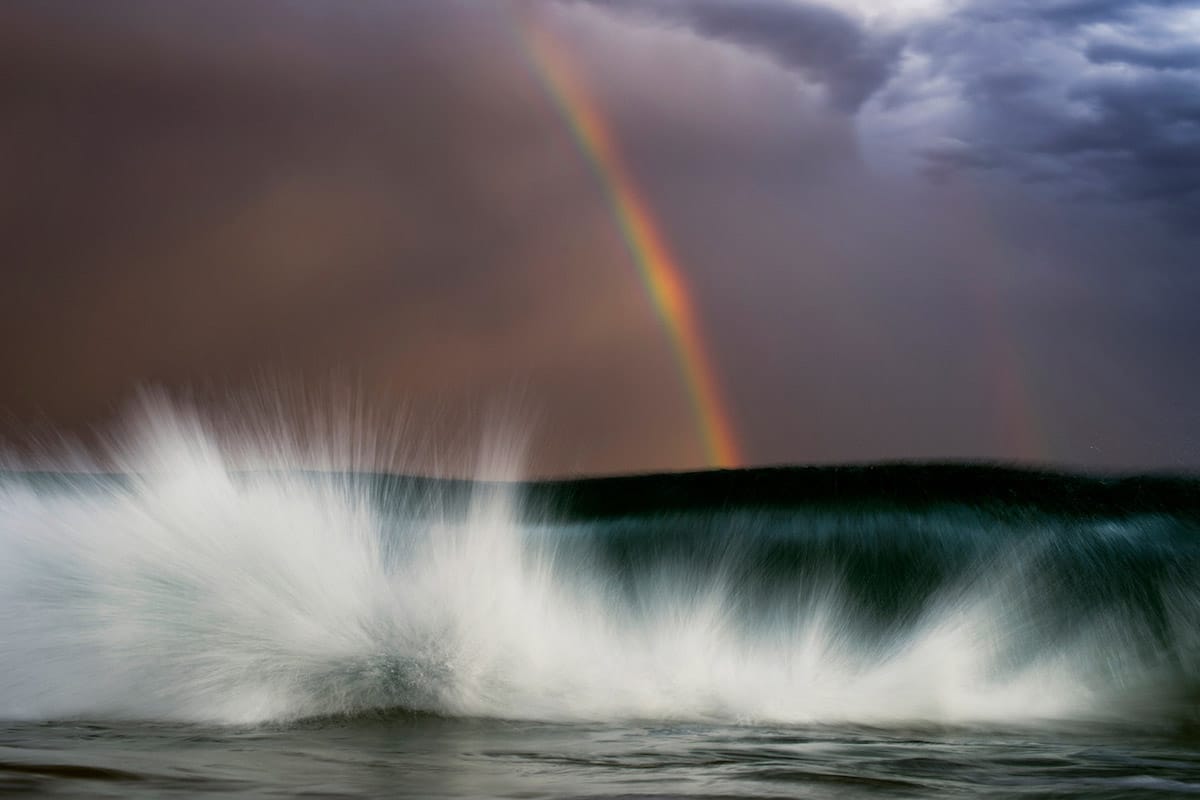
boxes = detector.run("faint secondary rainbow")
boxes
[515,18,742,468]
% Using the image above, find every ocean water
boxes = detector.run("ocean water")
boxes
[1,413,1199,797]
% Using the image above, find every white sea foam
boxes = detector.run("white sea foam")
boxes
[0,405,1193,726]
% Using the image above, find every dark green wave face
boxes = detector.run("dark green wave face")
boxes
[2,460,1199,727]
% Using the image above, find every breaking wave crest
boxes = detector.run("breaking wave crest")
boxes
[1,408,1198,727]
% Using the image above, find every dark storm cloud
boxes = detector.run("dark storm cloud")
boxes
[994,0,1195,26]
[1086,40,1200,70]
[895,0,1200,228]
[571,0,901,111]
[1,0,1198,474]
[579,0,1199,227]
[1041,75,1200,212]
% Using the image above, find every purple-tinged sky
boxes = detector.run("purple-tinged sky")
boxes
[1,0,1197,475]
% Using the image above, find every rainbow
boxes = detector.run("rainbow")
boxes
[515,18,742,468]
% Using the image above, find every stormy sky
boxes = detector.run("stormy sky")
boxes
[1,0,1197,475]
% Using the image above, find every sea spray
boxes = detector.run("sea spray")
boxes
[1,406,1198,726]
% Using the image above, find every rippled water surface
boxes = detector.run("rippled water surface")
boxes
[4,718,1200,798]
